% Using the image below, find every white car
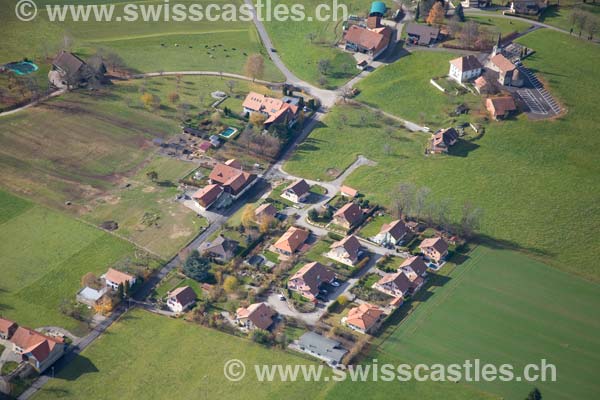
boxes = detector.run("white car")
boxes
[330,281,340,287]
[278,295,286,301]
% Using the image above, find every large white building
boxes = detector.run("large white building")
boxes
[449,55,483,83]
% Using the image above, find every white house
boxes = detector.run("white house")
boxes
[102,268,136,291]
[327,235,362,266]
[281,179,310,203]
[371,220,408,246]
[166,286,197,313]
[449,55,483,83]
[372,271,411,298]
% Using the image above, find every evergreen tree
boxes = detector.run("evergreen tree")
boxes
[525,388,542,400]
[117,283,124,300]
[454,3,465,22]
[415,1,420,21]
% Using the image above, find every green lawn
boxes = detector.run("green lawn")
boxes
[286,31,600,282]
[0,0,283,81]
[0,190,135,334]
[33,309,332,400]
[0,76,275,257]
[540,4,600,32]
[359,214,394,239]
[262,0,373,88]
[363,246,600,400]
[355,51,483,128]
[464,15,532,36]
[85,156,206,259]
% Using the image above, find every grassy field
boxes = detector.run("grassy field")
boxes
[262,0,373,88]
[0,190,135,334]
[364,246,600,399]
[540,3,600,31]
[0,0,284,81]
[464,15,532,36]
[286,31,600,282]
[356,51,483,128]
[0,75,275,257]
[33,309,332,400]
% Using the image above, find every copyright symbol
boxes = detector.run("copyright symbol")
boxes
[15,0,37,22]
[223,359,246,382]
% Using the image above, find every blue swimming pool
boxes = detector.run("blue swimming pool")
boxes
[220,127,238,138]
[4,61,38,75]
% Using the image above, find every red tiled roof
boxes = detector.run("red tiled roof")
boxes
[491,54,516,73]
[10,327,63,362]
[346,303,384,331]
[209,161,255,193]
[340,185,358,197]
[104,268,134,286]
[242,92,299,123]
[192,184,223,208]
[274,226,309,254]
[344,25,392,54]
[0,318,17,335]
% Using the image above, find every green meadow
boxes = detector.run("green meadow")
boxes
[0,190,135,334]
[285,30,600,282]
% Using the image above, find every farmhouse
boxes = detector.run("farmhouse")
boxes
[48,51,105,89]
[449,55,483,83]
[242,92,300,128]
[297,331,347,365]
[273,226,309,256]
[198,235,239,261]
[166,286,197,314]
[208,159,256,199]
[343,303,385,334]
[9,327,65,373]
[509,0,547,15]
[373,271,411,298]
[333,202,364,229]
[102,268,136,291]
[489,53,524,87]
[405,23,440,46]
[192,184,224,211]
[371,219,408,246]
[288,262,335,302]
[235,302,276,331]
[486,96,517,120]
[419,237,449,264]
[255,203,277,221]
[340,185,358,198]
[430,127,459,154]
[0,318,18,340]
[327,235,362,266]
[281,179,310,203]
[343,24,393,60]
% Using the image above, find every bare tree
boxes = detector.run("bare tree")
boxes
[436,198,452,232]
[305,32,317,43]
[244,54,265,82]
[383,143,392,155]
[317,59,331,75]
[460,201,483,238]
[392,183,416,219]
[226,79,237,94]
[414,186,431,222]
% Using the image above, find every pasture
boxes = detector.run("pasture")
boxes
[0,0,284,80]
[0,190,135,334]
[0,75,273,257]
[355,51,483,128]
[286,31,600,281]
[367,246,600,400]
